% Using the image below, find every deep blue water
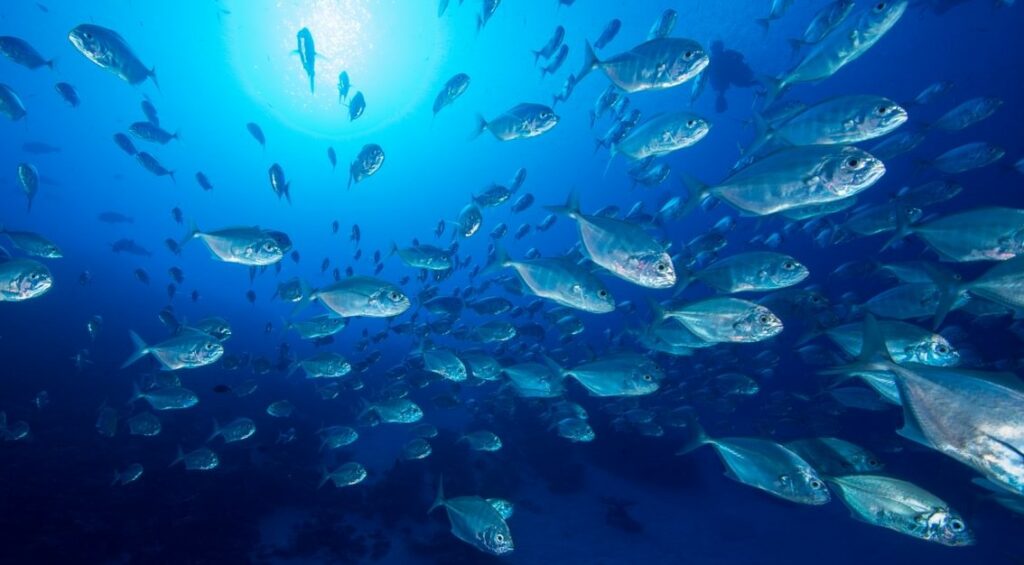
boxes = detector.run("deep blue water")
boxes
[1,0,1024,563]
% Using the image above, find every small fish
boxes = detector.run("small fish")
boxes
[433,73,471,115]
[594,19,621,50]
[54,82,80,107]
[429,477,514,555]
[195,171,213,191]
[136,152,175,182]
[268,163,292,203]
[337,71,351,102]
[647,9,678,40]
[0,84,26,121]
[327,147,337,170]
[295,28,316,93]
[347,91,366,121]
[122,330,223,370]
[533,25,565,63]
[171,446,219,471]
[0,36,54,69]
[475,103,559,141]
[348,144,385,188]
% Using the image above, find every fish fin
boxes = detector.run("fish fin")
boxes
[429,474,446,513]
[179,221,200,248]
[207,418,221,443]
[880,214,915,252]
[677,173,710,218]
[121,330,150,369]
[318,466,330,488]
[672,268,696,297]
[744,112,772,156]
[148,67,160,91]
[675,414,709,455]
[544,189,581,218]
[170,445,184,468]
[111,470,121,486]
[540,354,566,379]
[576,41,600,83]
[481,245,511,277]
[471,114,488,140]
[758,74,785,107]
[168,170,176,184]
[290,280,317,317]
[819,314,896,377]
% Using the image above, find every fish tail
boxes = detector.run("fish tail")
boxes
[576,40,599,84]
[544,189,581,218]
[318,466,330,489]
[532,50,542,65]
[291,280,316,316]
[121,330,150,369]
[819,314,897,378]
[677,173,710,218]
[207,418,221,443]
[111,470,121,486]
[540,354,567,379]
[46,58,55,70]
[179,221,200,248]
[309,75,315,94]
[758,74,785,107]
[149,67,160,91]
[170,445,184,468]
[168,170,176,184]
[880,214,914,252]
[471,114,488,140]
[675,414,709,455]
[428,474,446,513]
[672,269,696,297]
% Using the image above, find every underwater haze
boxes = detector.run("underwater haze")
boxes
[2,0,1024,563]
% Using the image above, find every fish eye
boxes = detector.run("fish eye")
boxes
[867,458,879,467]
[683,50,693,59]
[809,479,823,490]
[495,534,505,542]
[655,262,667,272]
[642,374,652,381]
[875,2,886,11]
[598,290,608,298]
[846,158,860,168]
[782,261,795,270]
[936,345,949,354]
[758,315,770,324]
[204,343,215,350]
[389,291,401,301]
[687,119,697,127]
[950,519,965,532]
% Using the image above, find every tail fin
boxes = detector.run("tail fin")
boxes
[673,268,697,297]
[170,445,184,468]
[544,189,581,218]
[819,314,895,378]
[428,474,446,513]
[207,418,221,443]
[179,221,200,248]
[291,280,316,316]
[121,331,150,369]
[677,173,711,218]
[318,466,330,488]
[111,470,121,486]
[759,75,786,107]
[532,49,542,65]
[744,112,773,156]
[576,41,600,83]
[471,114,488,140]
[675,415,710,455]
[481,245,512,277]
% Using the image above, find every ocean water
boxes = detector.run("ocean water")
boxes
[2,0,1024,563]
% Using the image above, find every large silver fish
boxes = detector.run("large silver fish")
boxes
[487,247,615,313]
[612,111,710,161]
[181,225,285,266]
[301,276,410,318]
[578,37,709,93]
[68,24,157,86]
[429,478,514,556]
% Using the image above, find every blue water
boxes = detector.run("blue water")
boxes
[1,0,1023,563]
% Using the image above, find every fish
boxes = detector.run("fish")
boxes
[319,462,367,488]
[110,239,151,257]
[112,464,144,486]
[246,122,265,147]
[826,475,973,546]
[181,225,286,266]
[485,247,615,313]
[171,446,219,471]
[786,437,884,476]
[122,330,224,370]
[612,112,710,161]
[748,95,907,154]
[195,171,213,191]
[0,227,62,258]
[288,352,351,379]
[347,91,366,121]
[647,9,678,40]
[929,96,1001,131]
[0,84,26,121]
[68,24,157,86]
[129,121,178,144]
[295,28,316,93]
[683,145,885,216]
[429,477,514,555]
[888,207,1024,262]
[475,103,559,141]
[208,418,256,443]
[540,44,568,77]
[337,71,351,102]
[130,385,199,411]
[0,253,53,302]
[0,36,53,69]
[546,191,676,289]
[789,0,855,52]
[299,276,411,318]
[53,82,80,107]
[679,422,830,505]
[349,144,385,188]
[925,142,1004,174]
[594,19,621,50]
[763,2,908,104]
[756,0,795,30]
[680,251,809,293]
[476,0,501,32]
[533,26,565,63]
[268,163,291,203]
[391,242,453,270]
[17,163,39,212]
[553,354,663,397]
[660,297,783,343]
[578,37,709,93]
[136,152,175,182]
